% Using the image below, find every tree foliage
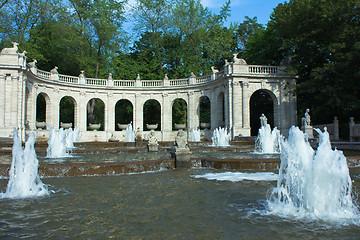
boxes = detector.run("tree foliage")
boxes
[245,0,360,138]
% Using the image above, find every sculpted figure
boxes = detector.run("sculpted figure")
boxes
[148,130,158,144]
[135,127,143,141]
[302,109,311,127]
[260,114,268,127]
[175,129,187,149]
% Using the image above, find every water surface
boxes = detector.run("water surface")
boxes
[1,168,360,239]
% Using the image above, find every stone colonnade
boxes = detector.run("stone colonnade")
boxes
[0,48,297,142]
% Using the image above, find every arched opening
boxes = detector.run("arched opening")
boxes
[115,99,133,131]
[36,93,50,129]
[217,92,225,126]
[172,98,187,130]
[199,96,211,128]
[250,90,275,136]
[36,93,46,122]
[143,99,161,131]
[87,98,105,131]
[59,96,75,128]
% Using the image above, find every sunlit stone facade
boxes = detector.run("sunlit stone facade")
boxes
[0,44,296,142]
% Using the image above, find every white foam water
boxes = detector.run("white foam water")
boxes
[267,126,359,224]
[193,172,278,182]
[47,126,71,158]
[191,128,201,142]
[211,127,230,147]
[0,129,49,199]
[126,122,135,142]
[255,124,281,153]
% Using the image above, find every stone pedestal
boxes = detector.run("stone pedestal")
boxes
[301,125,314,139]
[173,147,192,168]
[148,143,159,152]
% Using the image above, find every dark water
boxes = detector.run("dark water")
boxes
[1,168,360,239]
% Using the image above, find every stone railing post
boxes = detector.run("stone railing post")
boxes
[349,117,355,142]
[108,73,114,86]
[28,59,37,75]
[333,116,339,140]
[50,66,59,81]
[79,70,86,84]
[135,74,141,87]
[211,66,218,81]
[189,72,196,85]
[163,74,169,86]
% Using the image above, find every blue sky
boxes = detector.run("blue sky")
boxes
[201,0,286,26]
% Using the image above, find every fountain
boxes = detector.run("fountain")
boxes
[0,129,49,199]
[211,127,230,147]
[255,114,281,153]
[191,128,201,142]
[126,122,135,142]
[46,126,71,158]
[268,126,359,222]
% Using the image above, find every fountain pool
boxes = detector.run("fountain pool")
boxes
[1,168,360,239]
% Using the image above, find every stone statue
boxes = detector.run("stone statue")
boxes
[301,109,311,127]
[50,66,58,74]
[147,130,159,152]
[148,130,158,144]
[260,114,268,127]
[175,129,188,149]
[1,42,18,54]
[301,108,314,138]
[135,127,142,141]
[172,129,191,168]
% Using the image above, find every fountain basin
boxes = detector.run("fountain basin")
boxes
[36,121,46,129]
[89,123,101,131]
[174,123,186,130]
[200,122,210,129]
[146,124,158,130]
[117,123,129,130]
[1,168,360,239]
[60,122,72,129]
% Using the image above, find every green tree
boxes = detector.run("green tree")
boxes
[246,0,360,138]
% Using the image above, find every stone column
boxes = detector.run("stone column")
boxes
[30,84,38,130]
[51,89,60,129]
[187,92,197,131]
[231,80,242,138]
[0,74,5,127]
[162,93,171,138]
[350,117,355,142]
[241,80,250,136]
[78,91,87,134]
[333,116,339,141]
[134,93,143,131]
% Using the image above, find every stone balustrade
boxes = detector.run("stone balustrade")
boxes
[29,64,287,88]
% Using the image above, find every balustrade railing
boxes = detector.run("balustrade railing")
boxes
[195,75,211,84]
[86,78,107,86]
[248,66,279,74]
[114,80,135,87]
[170,78,188,86]
[32,64,286,88]
[37,69,51,79]
[59,74,78,83]
[141,80,163,87]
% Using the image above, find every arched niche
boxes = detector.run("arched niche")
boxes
[199,96,211,128]
[115,99,133,131]
[59,96,76,129]
[250,90,277,136]
[87,98,105,131]
[143,99,161,131]
[36,92,50,129]
[172,98,187,130]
